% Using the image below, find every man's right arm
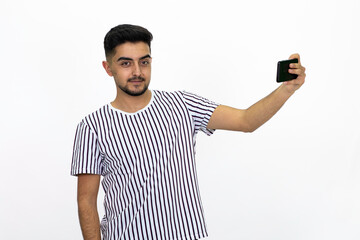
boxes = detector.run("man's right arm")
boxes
[77,174,101,240]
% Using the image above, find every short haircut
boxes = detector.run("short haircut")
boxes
[104,24,153,59]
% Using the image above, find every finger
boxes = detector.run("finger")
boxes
[289,53,301,65]
[289,66,305,75]
[289,63,302,69]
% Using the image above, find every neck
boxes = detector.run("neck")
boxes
[111,89,152,113]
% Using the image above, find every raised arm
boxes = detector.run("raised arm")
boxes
[77,174,101,240]
[207,53,306,132]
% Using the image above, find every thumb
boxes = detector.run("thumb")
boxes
[289,53,301,64]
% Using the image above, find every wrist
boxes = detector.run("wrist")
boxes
[279,83,296,97]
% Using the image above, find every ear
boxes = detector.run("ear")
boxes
[102,61,113,77]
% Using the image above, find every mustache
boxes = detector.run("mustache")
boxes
[128,76,145,82]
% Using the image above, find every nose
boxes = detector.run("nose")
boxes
[132,62,142,77]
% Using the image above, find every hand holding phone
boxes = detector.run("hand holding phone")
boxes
[276,58,299,83]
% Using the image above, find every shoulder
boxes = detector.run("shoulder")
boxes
[152,89,217,107]
[77,104,110,135]
[152,89,183,98]
[152,89,187,103]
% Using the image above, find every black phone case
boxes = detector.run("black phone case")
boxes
[276,58,299,82]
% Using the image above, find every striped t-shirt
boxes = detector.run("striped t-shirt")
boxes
[71,90,219,240]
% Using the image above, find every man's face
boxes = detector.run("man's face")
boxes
[103,41,152,96]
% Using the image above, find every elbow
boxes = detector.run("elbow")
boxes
[243,126,257,133]
[241,117,257,133]
[241,109,261,133]
[77,193,98,213]
[78,196,97,209]
[245,129,255,133]
[238,122,256,133]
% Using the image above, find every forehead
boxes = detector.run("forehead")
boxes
[112,42,150,60]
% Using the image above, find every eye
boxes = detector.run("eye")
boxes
[140,59,151,66]
[120,61,132,67]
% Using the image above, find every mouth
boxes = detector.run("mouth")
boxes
[128,77,145,83]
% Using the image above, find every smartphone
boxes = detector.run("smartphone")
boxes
[276,58,298,82]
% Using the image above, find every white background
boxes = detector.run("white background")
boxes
[1,0,359,239]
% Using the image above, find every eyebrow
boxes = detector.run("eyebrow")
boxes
[117,54,152,62]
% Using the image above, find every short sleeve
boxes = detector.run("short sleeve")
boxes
[181,91,220,135]
[71,121,103,176]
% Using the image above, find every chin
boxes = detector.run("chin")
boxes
[124,86,149,96]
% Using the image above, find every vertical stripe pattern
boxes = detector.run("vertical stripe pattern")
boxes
[71,90,219,240]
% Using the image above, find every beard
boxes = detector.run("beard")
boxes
[117,76,149,96]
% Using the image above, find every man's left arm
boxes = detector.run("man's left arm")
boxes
[207,53,306,132]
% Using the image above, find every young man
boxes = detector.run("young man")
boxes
[71,24,306,240]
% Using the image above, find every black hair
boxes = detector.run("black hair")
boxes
[104,24,153,59]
